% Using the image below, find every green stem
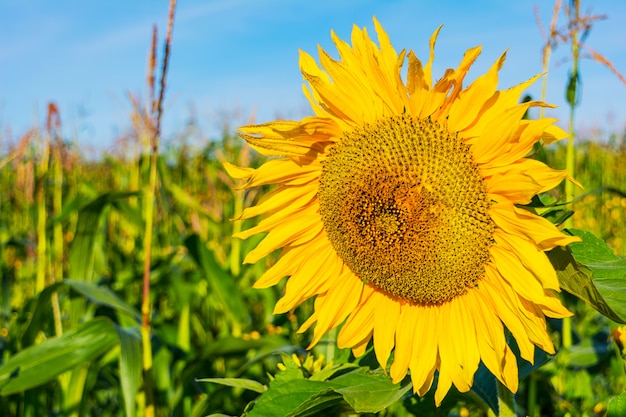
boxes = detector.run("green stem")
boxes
[539,47,551,119]
[497,380,516,417]
[229,187,243,277]
[229,144,249,277]
[36,130,49,294]
[51,142,64,338]
[562,0,580,352]
[141,145,158,417]
[564,104,576,223]
[323,326,338,364]
[527,373,538,417]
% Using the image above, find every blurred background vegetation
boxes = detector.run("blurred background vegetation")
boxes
[0,97,624,416]
[1,0,625,416]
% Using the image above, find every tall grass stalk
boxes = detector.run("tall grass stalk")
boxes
[35,127,48,294]
[534,2,561,404]
[141,2,176,416]
[561,0,581,351]
[48,103,64,338]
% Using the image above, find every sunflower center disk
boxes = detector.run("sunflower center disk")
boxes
[318,115,494,305]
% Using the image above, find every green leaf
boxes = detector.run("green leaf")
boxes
[0,317,119,395]
[245,379,343,417]
[467,364,499,416]
[607,392,626,417]
[549,229,626,323]
[198,378,267,394]
[65,279,141,322]
[165,181,219,225]
[562,338,613,368]
[244,363,412,416]
[63,363,90,416]
[69,191,139,281]
[565,70,580,108]
[289,387,345,417]
[330,368,412,413]
[16,282,63,347]
[117,326,142,417]
[184,234,248,329]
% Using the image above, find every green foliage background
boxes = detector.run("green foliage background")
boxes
[2,2,626,413]
[0,116,625,416]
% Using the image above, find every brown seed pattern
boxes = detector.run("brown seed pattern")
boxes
[318,115,494,305]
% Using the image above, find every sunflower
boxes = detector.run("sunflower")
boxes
[225,18,580,405]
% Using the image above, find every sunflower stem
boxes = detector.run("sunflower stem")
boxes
[497,380,516,417]
[561,0,580,353]
[325,327,337,363]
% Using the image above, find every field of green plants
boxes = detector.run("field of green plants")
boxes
[0,100,624,417]
[1,2,626,417]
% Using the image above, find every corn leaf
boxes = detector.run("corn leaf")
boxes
[69,191,139,281]
[184,234,248,329]
[198,377,267,394]
[116,326,142,417]
[0,317,118,395]
[65,279,141,322]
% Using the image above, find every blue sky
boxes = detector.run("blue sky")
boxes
[2,0,626,153]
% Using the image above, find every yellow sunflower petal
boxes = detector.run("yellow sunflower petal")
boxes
[230,18,578,408]
[433,45,482,120]
[253,243,310,288]
[491,201,581,250]
[338,285,376,348]
[423,25,442,90]
[242,210,322,264]
[469,104,529,165]
[542,123,569,144]
[493,228,560,290]
[490,244,551,303]
[437,301,473,394]
[485,158,569,204]
[482,266,535,362]
[238,117,339,158]
[235,199,317,240]
[470,289,510,385]
[222,161,254,180]
[447,51,504,132]
[389,304,419,384]
[239,183,318,220]
[274,241,342,313]
[307,269,363,346]
[370,292,400,369]
[409,305,439,396]
[236,158,320,189]
[479,117,559,172]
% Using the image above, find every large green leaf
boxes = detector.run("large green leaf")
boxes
[246,378,343,417]
[65,279,141,322]
[116,326,142,417]
[69,191,139,281]
[0,317,119,395]
[243,361,412,416]
[16,282,62,347]
[184,234,248,329]
[549,229,626,324]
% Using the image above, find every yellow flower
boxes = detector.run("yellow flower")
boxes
[611,326,626,356]
[226,18,579,405]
